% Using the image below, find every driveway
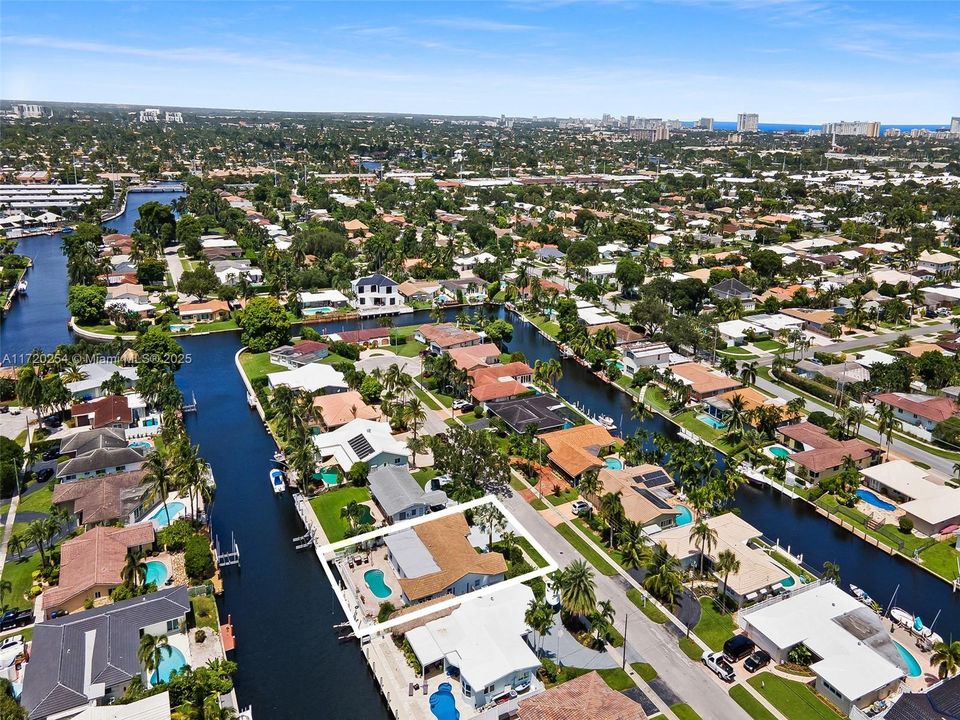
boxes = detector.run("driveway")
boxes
[0,410,29,441]
[530,612,620,669]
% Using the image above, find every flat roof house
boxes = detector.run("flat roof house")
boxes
[620,341,673,376]
[540,424,617,481]
[738,583,906,715]
[21,586,191,720]
[406,583,540,709]
[384,513,507,604]
[368,465,447,523]
[313,419,408,472]
[875,392,959,432]
[267,362,347,394]
[861,461,960,535]
[42,524,156,616]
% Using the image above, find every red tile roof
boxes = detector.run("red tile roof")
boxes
[71,395,133,429]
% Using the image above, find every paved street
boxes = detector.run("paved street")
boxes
[502,488,761,720]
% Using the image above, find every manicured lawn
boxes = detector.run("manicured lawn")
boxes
[412,468,437,488]
[16,483,54,515]
[729,686,777,720]
[678,636,702,661]
[627,588,668,624]
[309,486,372,543]
[717,347,757,359]
[516,536,548,568]
[1,552,42,609]
[240,351,285,384]
[554,523,618,576]
[769,550,815,583]
[393,339,426,357]
[631,662,658,682]
[753,340,784,351]
[692,596,736,651]
[671,703,702,720]
[747,673,843,719]
[411,387,441,411]
[919,541,960,581]
[548,666,635,691]
[185,319,239,333]
[545,487,579,506]
[191,593,220,630]
[572,518,625,567]
[531,315,561,340]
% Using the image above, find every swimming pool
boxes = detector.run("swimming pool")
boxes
[128,440,153,450]
[169,323,193,332]
[675,504,693,526]
[780,576,796,588]
[604,457,623,470]
[769,445,791,459]
[696,414,726,430]
[318,469,339,485]
[894,641,922,677]
[144,561,169,587]
[363,569,392,599]
[150,644,187,685]
[429,682,460,720]
[147,501,186,528]
[856,489,896,511]
[303,306,336,315]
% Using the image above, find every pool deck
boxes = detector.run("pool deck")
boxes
[887,621,942,691]
[338,547,403,622]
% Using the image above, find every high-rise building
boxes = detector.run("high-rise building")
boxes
[12,104,51,119]
[737,113,759,132]
[822,120,880,138]
[696,117,714,131]
[951,117,960,134]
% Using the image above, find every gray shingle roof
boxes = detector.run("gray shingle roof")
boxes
[369,465,433,517]
[60,428,128,456]
[22,586,190,719]
[57,447,145,479]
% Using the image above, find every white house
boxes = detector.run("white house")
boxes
[299,289,349,311]
[620,341,673,375]
[351,273,402,310]
[267,362,347,394]
[917,250,960,274]
[313,419,408,471]
[64,363,138,400]
[211,260,262,286]
[716,319,765,346]
[738,583,906,715]
[405,583,540,708]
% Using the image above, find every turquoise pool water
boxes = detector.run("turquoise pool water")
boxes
[320,470,339,485]
[604,457,623,470]
[147,501,185,528]
[894,641,922,677]
[303,306,336,315]
[696,414,726,430]
[430,682,460,720]
[363,569,392,599]
[169,323,193,332]
[128,441,152,450]
[144,561,169,587]
[769,446,791,459]
[780,576,796,588]
[150,645,187,685]
[856,489,896,511]
[675,504,693,526]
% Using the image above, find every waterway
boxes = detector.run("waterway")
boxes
[2,192,957,716]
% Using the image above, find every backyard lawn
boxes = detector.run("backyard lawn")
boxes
[412,468,437,488]
[729,686,777,720]
[393,339,426,357]
[240,351,285,384]
[1,552,42,609]
[309,486,372,543]
[692,596,736,651]
[747,673,843,720]
[191,593,220,630]
[919,541,960,581]
[16,483,55,515]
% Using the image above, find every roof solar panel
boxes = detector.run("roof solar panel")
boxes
[638,488,673,510]
[639,470,672,487]
[348,434,375,459]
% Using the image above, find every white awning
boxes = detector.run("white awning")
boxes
[406,626,443,667]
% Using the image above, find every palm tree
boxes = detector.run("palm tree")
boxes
[577,468,601,503]
[786,396,805,420]
[822,561,841,585]
[7,533,25,560]
[618,520,652,571]
[15,364,45,430]
[0,579,12,608]
[340,501,364,532]
[474,504,505,549]
[271,384,297,439]
[724,393,748,442]
[739,360,758,385]
[598,491,624,549]
[138,632,169,679]
[689,520,718,576]
[404,398,426,444]
[524,598,555,656]
[932,640,960,679]
[558,560,596,618]
[876,402,901,459]
[143,447,175,528]
[714,549,741,612]
[590,599,616,646]
[642,543,683,607]
[26,516,60,569]
[175,442,208,519]
[121,548,148,590]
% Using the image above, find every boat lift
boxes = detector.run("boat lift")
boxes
[215,532,241,569]
[182,391,198,413]
[293,528,315,551]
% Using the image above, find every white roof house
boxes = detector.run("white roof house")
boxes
[584,263,618,279]
[716,319,765,344]
[854,349,897,367]
[65,363,138,399]
[267,363,347,394]
[405,583,540,708]
[748,313,805,333]
[313,419,407,471]
[299,289,349,307]
[739,583,906,714]
[71,691,172,719]
[860,461,941,502]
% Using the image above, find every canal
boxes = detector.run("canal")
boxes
[1,192,957,716]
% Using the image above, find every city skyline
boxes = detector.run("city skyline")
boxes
[2,0,958,122]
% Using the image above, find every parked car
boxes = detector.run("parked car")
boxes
[452,399,473,411]
[36,468,54,482]
[42,448,59,461]
[723,635,756,663]
[8,406,20,415]
[0,609,34,631]
[744,649,771,673]
[0,635,23,652]
[43,415,62,428]
[571,499,592,516]
[0,405,8,414]
[702,651,735,682]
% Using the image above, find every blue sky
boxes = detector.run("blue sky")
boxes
[2,1,958,122]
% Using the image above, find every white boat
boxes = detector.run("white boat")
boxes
[272,451,285,463]
[270,469,286,494]
[849,584,874,606]
[16,281,27,293]
[890,607,913,628]
[597,414,616,430]
[246,391,256,408]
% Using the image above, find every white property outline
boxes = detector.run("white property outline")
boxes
[317,495,559,638]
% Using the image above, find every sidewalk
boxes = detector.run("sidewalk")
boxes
[0,495,21,579]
